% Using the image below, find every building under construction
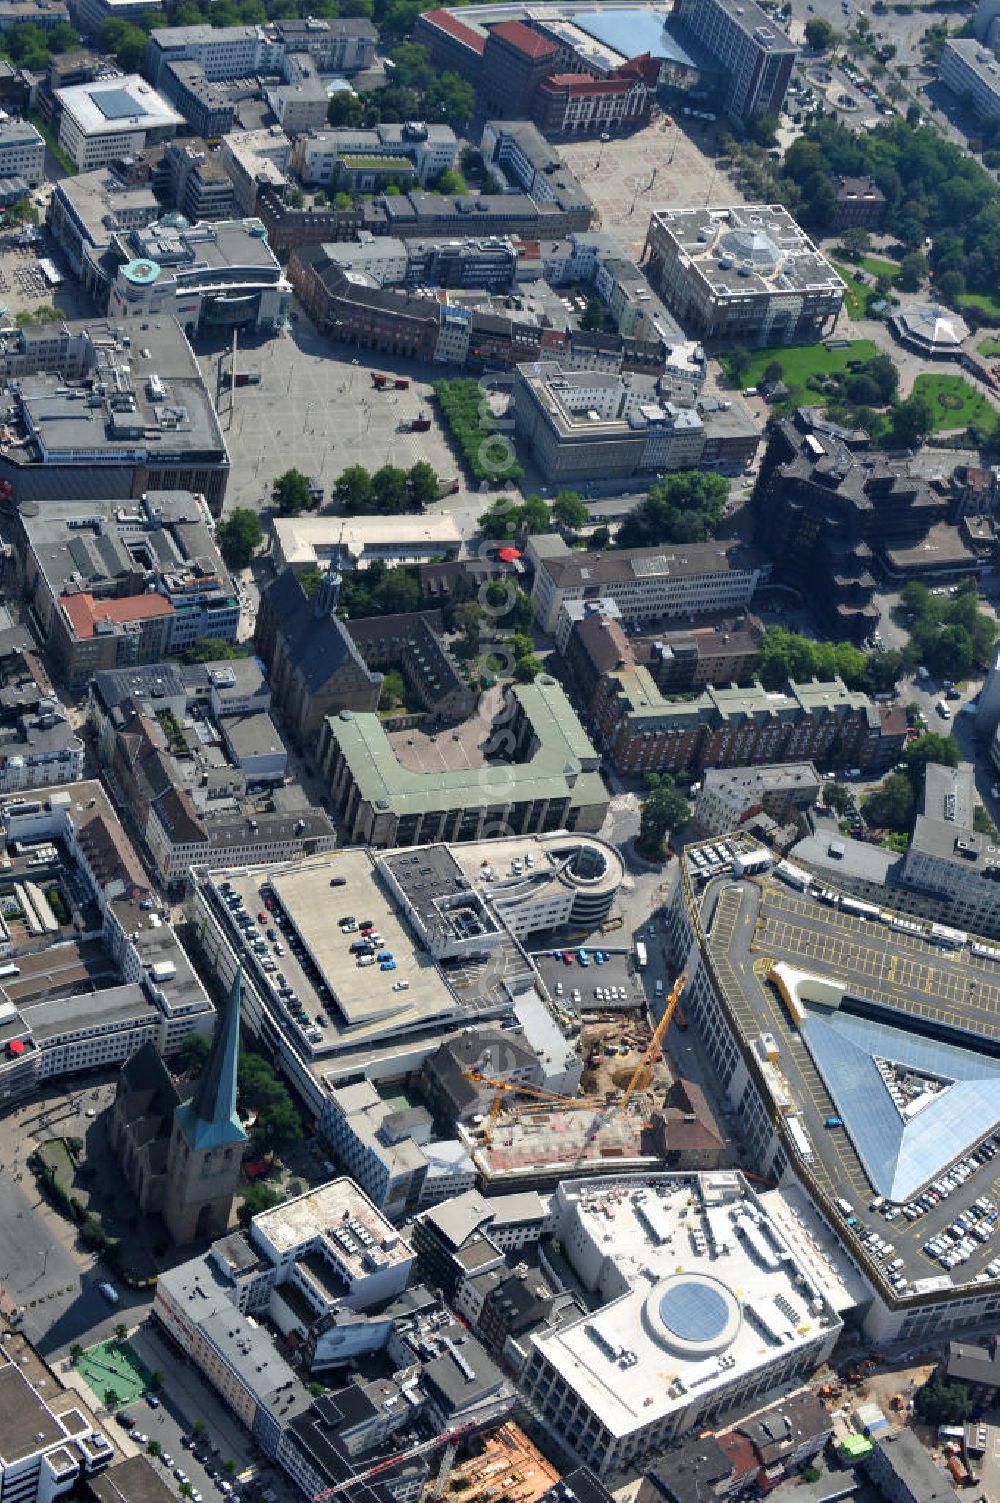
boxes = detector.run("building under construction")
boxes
[435,1424,559,1503]
[458,977,691,1188]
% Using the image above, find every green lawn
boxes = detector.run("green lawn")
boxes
[958,290,1000,320]
[734,339,879,394]
[979,336,1000,358]
[910,373,993,431]
[831,262,867,320]
[859,254,900,281]
[77,1339,152,1407]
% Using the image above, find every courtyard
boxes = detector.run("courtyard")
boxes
[77,1337,153,1408]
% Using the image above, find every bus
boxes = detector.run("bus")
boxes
[635,941,647,969]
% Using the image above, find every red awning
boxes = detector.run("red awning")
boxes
[8,1039,24,1055]
[498,547,521,562]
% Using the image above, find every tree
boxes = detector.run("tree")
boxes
[272,469,313,515]
[215,507,263,569]
[70,1343,83,1364]
[184,638,237,667]
[334,464,372,513]
[380,668,408,708]
[590,524,611,549]
[223,1461,238,1478]
[149,1370,163,1390]
[914,1377,972,1425]
[890,390,933,450]
[521,493,551,535]
[99,17,149,69]
[822,782,853,814]
[237,1181,282,1228]
[895,250,927,292]
[434,168,468,195]
[840,226,871,259]
[805,16,835,49]
[937,267,966,303]
[762,359,784,385]
[147,1440,162,1459]
[287,187,305,210]
[862,772,915,832]
[637,774,689,859]
[552,491,589,530]
[728,345,753,385]
[453,601,485,655]
[180,1484,193,1498]
[618,472,729,548]
[514,653,543,682]
[580,298,605,332]
[191,1420,208,1441]
[425,72,475,131]
[371,464,409,513]
[407,460,439,509]
[747,111,779,147]
[255,1099,303,1159]
[104,1386,119,1410]
[389,40,433,89]
[238,1053,286,1112]
[903,733,959,781]
[114,1321,127,1342]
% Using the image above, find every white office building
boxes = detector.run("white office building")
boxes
[522,1173,841,1475]
[56,77,183,171]
[0,121,44,186]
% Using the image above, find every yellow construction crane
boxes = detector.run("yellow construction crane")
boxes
[620,971,687,1112]
[464,1069,598,1146]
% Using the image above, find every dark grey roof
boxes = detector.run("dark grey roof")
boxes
[263,568,379,694]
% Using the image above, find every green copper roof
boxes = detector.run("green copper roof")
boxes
[175,969,247,1152]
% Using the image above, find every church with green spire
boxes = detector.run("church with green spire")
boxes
[109,970,247,1246]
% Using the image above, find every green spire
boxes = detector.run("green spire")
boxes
[175,969,248,1151]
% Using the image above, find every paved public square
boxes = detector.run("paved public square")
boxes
[198,319,475,514]
[558,115,742,260]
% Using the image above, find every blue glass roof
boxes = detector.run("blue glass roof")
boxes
[93,87,143,121]
[802,1008,1000,1202]
[659,1281,730,1342]
[572,9,703,68]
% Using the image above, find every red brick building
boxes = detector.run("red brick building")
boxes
[289,244,440,360]
[415,8,486,83]
[481,20,559,118]
[593,667,902,777]
[532,57,656,136]
[833,175,887,230]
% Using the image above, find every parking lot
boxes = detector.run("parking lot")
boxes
[108,1320,261,1503]
[692,869,1000,1285]
[532,944,642,1019]
[754,887,1000,1032]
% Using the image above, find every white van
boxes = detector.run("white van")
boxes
[655,979,664,996]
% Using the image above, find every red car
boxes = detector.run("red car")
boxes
[258,911,267,922]
[561,950,574,965]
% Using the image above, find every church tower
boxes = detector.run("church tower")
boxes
[163,969,248,1245]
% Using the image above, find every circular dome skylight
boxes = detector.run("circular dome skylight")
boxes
[643,1272,741,1357]
[659,1280,730,1343]
[719,227,779,272]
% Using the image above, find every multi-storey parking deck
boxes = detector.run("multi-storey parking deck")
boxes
[666,840,1000,1341]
